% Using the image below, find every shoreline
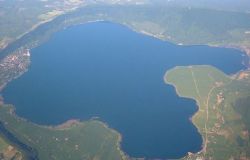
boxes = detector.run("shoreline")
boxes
[0,119,38,160]
[164,69,205,155]
[0,104,127,160]
[163,65,248,157]
[0,19,249,160]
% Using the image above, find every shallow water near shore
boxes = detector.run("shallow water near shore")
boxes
[2,22,247,159]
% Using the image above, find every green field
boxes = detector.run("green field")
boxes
[0,105,126,160]
[165,65,250,159]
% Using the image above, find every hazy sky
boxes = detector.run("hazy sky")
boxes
[151,0,250,12]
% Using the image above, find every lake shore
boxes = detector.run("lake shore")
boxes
[0,19,248,159]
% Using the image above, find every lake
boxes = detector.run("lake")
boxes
[2,22,247,159]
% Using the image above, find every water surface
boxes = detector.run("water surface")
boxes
[2,22,247,159]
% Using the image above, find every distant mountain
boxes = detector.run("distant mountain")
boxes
[150,0,250,12]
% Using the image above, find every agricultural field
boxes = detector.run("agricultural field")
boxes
[165,65,250,160]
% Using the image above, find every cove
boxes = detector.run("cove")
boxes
[2,22,247,159]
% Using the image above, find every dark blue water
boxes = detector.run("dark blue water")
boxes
[2,22,247,159]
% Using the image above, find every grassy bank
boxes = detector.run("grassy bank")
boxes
[165,65,250,159]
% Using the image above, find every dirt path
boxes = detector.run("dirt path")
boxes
[203,85,216,153]
[190,67,202,101]
[189,67,216,155]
